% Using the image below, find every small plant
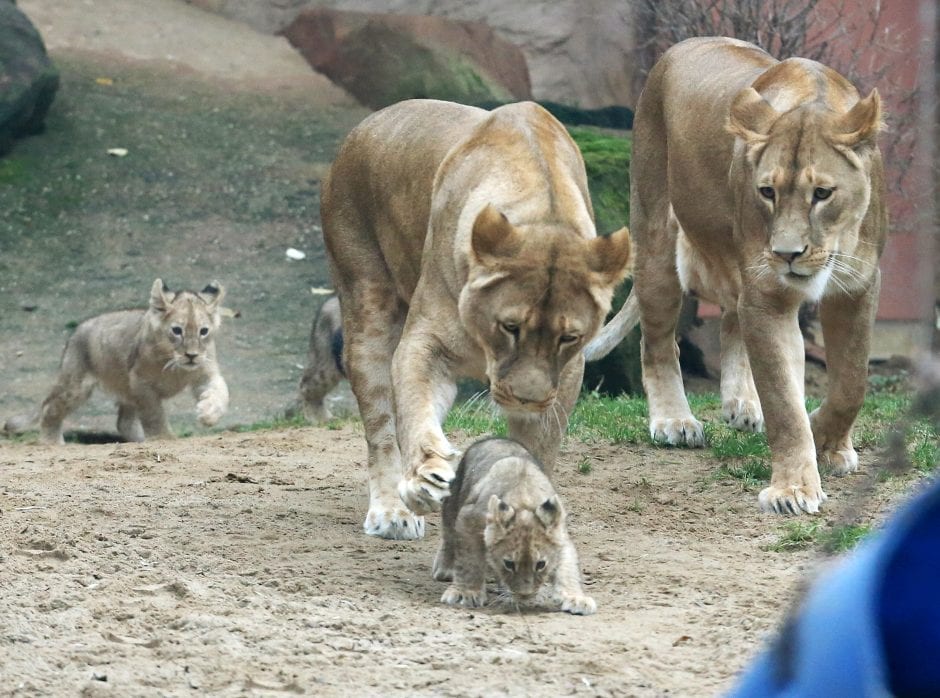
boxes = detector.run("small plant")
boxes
[767,520,821,552]
[821,524,873,554]
[712,459,771,491]
[577,458,592,475]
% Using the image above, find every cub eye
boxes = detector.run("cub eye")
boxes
[758,186,775,201]
[499,321,520,337]
[535,559,547,571]
[171,326,183,336]
[812,187,833,202]
[502,559,516,572]
[199,327,209,337]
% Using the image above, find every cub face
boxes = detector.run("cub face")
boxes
[148,278,225,370]
[458,205,631,413]
[483,493,564,600]
[729,88,883,300]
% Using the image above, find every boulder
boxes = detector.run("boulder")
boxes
[280,7,531,109]
[0,0,59,154]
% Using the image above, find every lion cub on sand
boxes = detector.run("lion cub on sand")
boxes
[433,437,596,615]
[5,279,229,444]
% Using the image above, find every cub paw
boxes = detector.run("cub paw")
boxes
[650,417,705,448]
[441,585,486,608]
[363,502,425,540]
[398,455,456,515]
[721,398,764,433]
[560,594,597,616]
[758,484,827,515]
[196,398,225,426]
[818,445,859,477]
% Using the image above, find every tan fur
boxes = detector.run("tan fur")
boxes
[5,279,229,444]
[585,37,887,515]
[298,296,344,423]
[433,438,595,615]
[322,99,632,539]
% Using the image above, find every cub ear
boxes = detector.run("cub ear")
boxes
[831,89,883,147]
[200,280,225,308]
[471,204,524,263]
[486,494,515,528]
[727,87,779,143]
[149,278,171,313]
[535,495,564,529]
[586,226,632,287]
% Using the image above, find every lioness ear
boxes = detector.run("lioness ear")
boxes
[831,89,883,147]
[728,87,779,142]
[586,226,632,287]
[150,278,171,313]
[200,281,225,308]
[487,494,515,528]
[535,495,564,529]
[471,204,524,262]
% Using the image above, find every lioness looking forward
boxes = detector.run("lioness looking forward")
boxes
[585,37,887,515]
[322,100,632,539]
[5,279,229,444]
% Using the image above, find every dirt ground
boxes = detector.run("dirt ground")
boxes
[0,2,922,696]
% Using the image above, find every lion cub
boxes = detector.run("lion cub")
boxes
[433,437,596,615]
[5,279,229,444]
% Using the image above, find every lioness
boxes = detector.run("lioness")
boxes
[5,279,229,444]
[433,437,596,615]
[585,38,887,514]
[322,99,632,539]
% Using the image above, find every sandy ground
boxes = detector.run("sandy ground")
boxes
[0,2,922,696]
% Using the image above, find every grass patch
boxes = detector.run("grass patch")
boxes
[766,520,821,552]
[229,412,315,434]
[712,459,772,491]
[821,524,873,553]
[768,520,874,553]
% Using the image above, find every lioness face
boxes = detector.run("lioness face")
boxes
[459,206,631,414]
[730,89,882,301]
[149,279,224,370]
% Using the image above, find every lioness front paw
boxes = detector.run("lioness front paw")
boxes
[196,398,225,426]
[758,484,827,515]
[818,445,859,477]
[441,584,486,608]
[560,593,597,616]
[650,417,705,447]
[363,502,425,540]
[722,398,764,433]
[398,455,456,515]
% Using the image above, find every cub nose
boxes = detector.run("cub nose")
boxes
[185,352,198,361]
[772,245,808,264]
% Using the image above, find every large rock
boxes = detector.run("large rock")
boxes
[0,0,59,154]
[185,0,638,109]
[280,7,531,110]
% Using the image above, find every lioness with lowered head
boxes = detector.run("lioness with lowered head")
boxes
[433,437,596,615]
[585,37,887,515]
[5,279,229,444]
[322,99,632,539]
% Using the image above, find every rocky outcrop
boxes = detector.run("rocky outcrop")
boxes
[185,0,639,109]
[280,7,531,110]
[0,0,59,154]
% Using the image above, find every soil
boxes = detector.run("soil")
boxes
[0,2,921,697]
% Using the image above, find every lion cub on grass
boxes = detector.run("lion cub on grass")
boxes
[5,279,229,444]
[433,437,596,615]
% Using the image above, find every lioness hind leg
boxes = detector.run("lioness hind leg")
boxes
[634,208,704,447]
[719,309,764,433]
[811,277,880,476]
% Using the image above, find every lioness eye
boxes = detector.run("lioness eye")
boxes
[812,187,833,202]
[535,560,547,571]
[758,186,775,201]
[171,326,183,336]
[199,327,209,337]
[559,334,579,345]
[503,559,516,572]
[499,322,520,337]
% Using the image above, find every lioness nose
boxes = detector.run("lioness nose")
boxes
[773,245,808,264]
[185,352,198,360]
